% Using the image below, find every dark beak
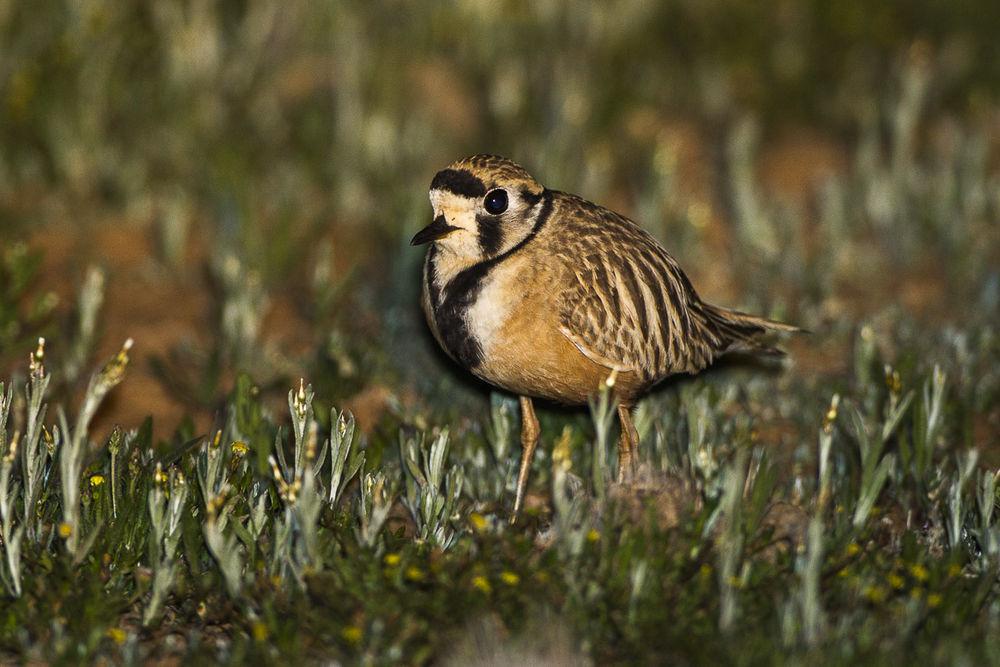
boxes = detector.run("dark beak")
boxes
[410,215,459,246]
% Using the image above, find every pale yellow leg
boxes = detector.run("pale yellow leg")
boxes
[617,404,639,482]
[512,396,540,522]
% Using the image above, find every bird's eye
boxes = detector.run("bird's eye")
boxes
[483,189,508,215]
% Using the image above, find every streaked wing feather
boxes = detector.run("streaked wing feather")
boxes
[555,197,716,381]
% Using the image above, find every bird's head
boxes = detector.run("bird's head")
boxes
[412,155,547,262]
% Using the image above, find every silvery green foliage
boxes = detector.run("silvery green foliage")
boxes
[21,348,51,540]
[464,393,518,504]
[686,387,722,496]
[248,480,270,541]
[355,471,395,549]
[782,516,826,647]
[196,434,230,508]
[973,470,1000,567]
[143,465,189,625]
[715,448,749,633]
[216,253,268,363]
[270,384,366,587]
[550,428,588,560]
[57,339,132,561]
[903,366,947,480]
[727,116,778,256]
[270,383,325,586]
[203,498,243,598]
[402,430,464,548]
[197,432,245,596]
[0,383,24,596]
[63,266,105,384]
[587,383,615,498]
[328,409,364,507]
[949,450,979,550]
[848,397,903,529]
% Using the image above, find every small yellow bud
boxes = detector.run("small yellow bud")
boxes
[864,585,887,604]
[823,395,840,433]
[106,627,126,645]
[552,427,573,472]
[341,626,363,644]
[472,575,491,594]
[383,553,400,567]
[405,566,424,582]
[909,564,929,582]
[29,337,46,377]
[252,622,269,641]
[58,522,73,539]
[500,571,520,586]
[469,513,487,532]
[927,593,943,608]
[586,528,600,543]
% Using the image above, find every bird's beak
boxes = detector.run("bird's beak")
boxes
[410,215,459,246]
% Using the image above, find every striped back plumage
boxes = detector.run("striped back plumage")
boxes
[553,192,797,383]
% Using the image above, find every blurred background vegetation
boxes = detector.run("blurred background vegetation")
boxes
[1,0,998,437]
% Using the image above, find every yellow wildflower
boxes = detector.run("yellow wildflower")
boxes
[252,622,269,641]
[341,626,363,644]
[89,474,105,487]
[845,542,861,557]
[469,513,487,532]
[231,441,249,457]
[58,522,72,539]
[500,571,520,586]
[472,575,491,594]
[405,566,424,582]
[383,553,401,567]
[909,564,929,582]
[887,573,905,590]
[864,585,887,603]
[106,628,126,645]
[586,529,600,543]
[927,593,943,608]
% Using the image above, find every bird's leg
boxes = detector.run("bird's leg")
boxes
[512,396,540,522]
[617,403,639,482]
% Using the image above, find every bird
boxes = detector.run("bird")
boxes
[411,154,798,518]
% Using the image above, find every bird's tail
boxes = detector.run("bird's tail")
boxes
[699,303,803,357]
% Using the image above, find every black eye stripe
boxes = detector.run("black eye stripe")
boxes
[430,169,486,197]
[519,188,543,206]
